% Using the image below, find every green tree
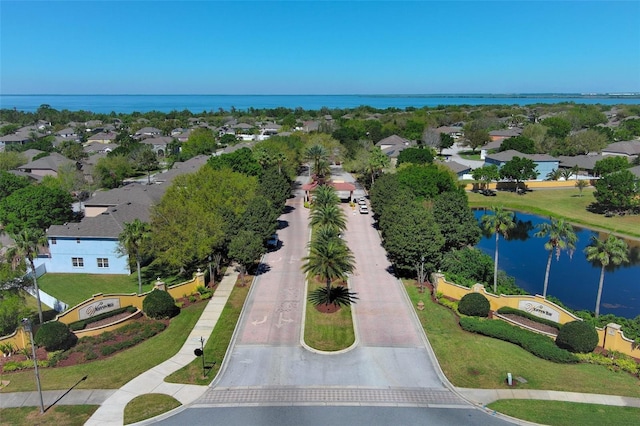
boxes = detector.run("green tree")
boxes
[499,136,536,154]
[534,218,578,298]
[481,206,515,293]
[396,163,458,200]
[462,123,490,153]
[228,230,265,285]
[0,171,29,199]
[310,204,347,232]
[0,151,27,171]
[7,228,47,323]
[208,147,262,176]
[305,144,329,178]
[575,179,589,196]
[499,156,539,192]
[57,140,88,161]
[438,132,455,155]
[542,116,572,138]
[131,145,159,184]
[432,191,481,252]
[382,202,445,277]
[396,147,434,166]
[232,195,278,242]
[219,133,238,146]
[584,234,629,317]
[311,184,340,209]
[593,170,638,213]
[117,219,152,294]
[0,184,74,233]
[258,167,291,212]
[0,291,32,336]
[92,155,134,189]
[365,147,390,186]
[593,156,629,177]
[181,128,217,159]
[471,165,500,191]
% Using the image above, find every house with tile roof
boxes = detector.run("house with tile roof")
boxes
[484,150,559,181]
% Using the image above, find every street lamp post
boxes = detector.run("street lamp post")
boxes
[21,318,44,414]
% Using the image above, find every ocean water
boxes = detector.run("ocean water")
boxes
[1,94,639,114]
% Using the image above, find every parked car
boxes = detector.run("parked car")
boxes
[358,197,367,205]
[359,205,369,214]
[267,233,279,248]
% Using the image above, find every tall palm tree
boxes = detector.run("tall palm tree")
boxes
[481,206,515,293]
[310,204,347,232]
[584,234,629,317]
[8,228,47,323]
[305,144,328,178]
[312,185,340,209]
[534,217,578,298]
[117,219,152,294]
[302,238,356,306]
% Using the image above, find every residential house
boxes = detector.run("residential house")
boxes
[376,134,413,164]
[558,154,606,177]
[601,141,640,160]
[140,136,174,156]
[488,128,521,142]
[36,202,150,275]
[134,127,162,140]
[436,160,472,179]
[17,152,75,179]
[484,150,559,181]
[434,126,464,139]
[87,131,117,144]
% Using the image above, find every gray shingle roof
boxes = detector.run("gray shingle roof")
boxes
[17,152,73,172]
[486,150,558,162]
[86,184,165,207]
[48,202,150,238]
[602,141,640,156]
[558,154,605,170]
[376,134,411,147]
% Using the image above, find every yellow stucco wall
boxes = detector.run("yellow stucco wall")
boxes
[1,273,206,350]
[465,180,593,191]
[433,273,639,358]
[72,311,143,339]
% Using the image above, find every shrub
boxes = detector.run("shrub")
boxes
[34,321,76,351]
[459,316,578,363]
[458,293,490,317]
[496,307,561,331]
[143,290,179,319]
[68,306,137,331]
[555,320,599,353]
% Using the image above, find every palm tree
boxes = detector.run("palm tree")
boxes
[546,169,562,181]
[575,179,589,196]
[312,185,340,209]
[8,228,47,323]
[534,218,578,298]
[481,206,515,293]
[117,219,152,294]
[305,144,328,178]
[302,239,356,307]
[310,204,347,232]
[584,234,629,317]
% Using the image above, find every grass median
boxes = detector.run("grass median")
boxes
[404,282,640,397]
[0,405,98,426]
[304,279,355,352]
[467,188,640,239]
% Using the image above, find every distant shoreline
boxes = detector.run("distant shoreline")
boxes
[3,93,640,98]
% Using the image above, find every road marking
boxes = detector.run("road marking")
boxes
[275,312,293,328]
[251,315,267,326]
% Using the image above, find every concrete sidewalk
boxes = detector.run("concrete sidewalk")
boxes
[81,267,240,425]
[456,387,640,408]
[0,389,116,409]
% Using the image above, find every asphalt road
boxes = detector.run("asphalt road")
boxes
[156,165,515,425]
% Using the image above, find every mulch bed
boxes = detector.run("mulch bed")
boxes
[499,313,559,335]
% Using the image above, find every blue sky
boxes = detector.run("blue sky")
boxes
[1,1,639,94]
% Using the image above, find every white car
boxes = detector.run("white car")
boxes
[358,197,367,205]
[359,205,369,214]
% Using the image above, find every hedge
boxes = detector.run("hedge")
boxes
[34,321,76,351]
[68,306,138,331]
[458,293,490,317]
[556,321,599,353]
[496,307,561,331]
[459,316,579,363]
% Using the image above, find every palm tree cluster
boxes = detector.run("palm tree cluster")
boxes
[534,217,578,298]
[302,185,357,308]
[305,144,331,183]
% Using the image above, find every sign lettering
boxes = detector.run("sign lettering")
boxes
[518,301,560,323]
[79,298,121,320]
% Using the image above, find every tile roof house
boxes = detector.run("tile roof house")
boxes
[484,150,559,181]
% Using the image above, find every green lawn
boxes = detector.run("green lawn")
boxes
[487,400,640,426]
[467,188,640,239]
[123,394,180,425]
[37,273,154,307]
[165,282,249,385]
[405,282,640,397]
[459,150,482,161]
[0,302,206,392]
[303,281,355,352]
[0,405,98,426]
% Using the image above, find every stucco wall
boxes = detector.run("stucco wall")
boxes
[39,237,130,275]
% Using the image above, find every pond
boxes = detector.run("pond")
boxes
[474,210,640,319]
